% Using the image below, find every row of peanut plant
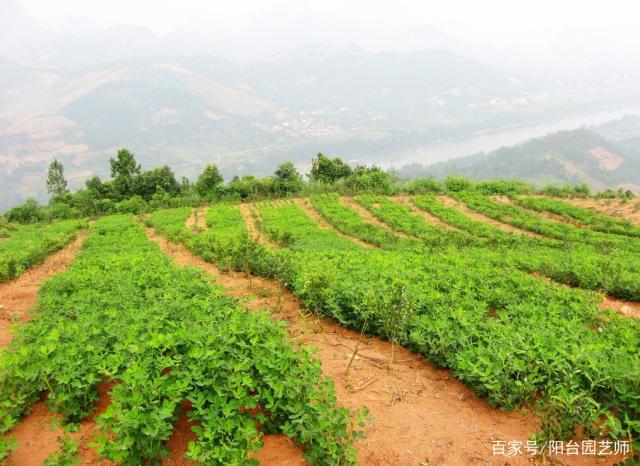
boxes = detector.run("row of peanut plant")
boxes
[146,202,639,460]
[0,215,363,465]
[314,193,640,306]
[0,220,86,282]
[453,192,640,254]
[261,199,640,457]
[369,194,640,301]
[513,196,640,237]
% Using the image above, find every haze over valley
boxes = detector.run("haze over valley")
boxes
[2,0,640,210]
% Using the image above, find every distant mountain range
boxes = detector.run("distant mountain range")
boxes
[2,0,640,211]
[396,116,640,193]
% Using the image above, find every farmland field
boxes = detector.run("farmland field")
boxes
[0,220,86,283]
[1,193,639,465]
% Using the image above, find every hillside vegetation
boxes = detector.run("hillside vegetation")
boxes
[1,149,639,463]
[397,127,640,192]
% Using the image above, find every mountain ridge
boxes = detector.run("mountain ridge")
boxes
[396,126,640,192]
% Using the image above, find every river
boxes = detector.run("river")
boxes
[385,104,640,168]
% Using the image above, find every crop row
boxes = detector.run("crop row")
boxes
[0,220,86,282]
[513,196,640,237]
[395,195,640,301]
[328,193,640,301]
[309,195,407,249]
[0,215,362,465]
[353,195,477,248]
[256,201,640,453]
[147,203,640,456]
[454,192,640,254]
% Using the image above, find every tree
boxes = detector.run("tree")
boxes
[85,176,104,195]
[195,164,224,197]
[309,153,352,184]
[180,176,192,194]
[5,198,45,224]
[47,159,68,197]
[272,161,303,195]
[274,161,301,183]
[110,149,141,198]
[133,166,180,201]
[344,165,392,194]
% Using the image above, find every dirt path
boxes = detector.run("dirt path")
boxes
[494,196,589,227]
[339,196,413,239]
[144,226,549,466]
[0,231,102,466]
[600,296,640,320]
[2,222,624,465]
[439,196,544,238]
[239,203,280,249]
[564,198,640,227]
[292,198,375,249]
[529,271,640,321]
[185,207,208,232]
[0,232,88,347]
[393,196,464,232]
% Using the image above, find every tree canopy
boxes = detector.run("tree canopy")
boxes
[46,159,68,198]
[195,164,224,197]
[309,153,352,184]
[110,149,142,198]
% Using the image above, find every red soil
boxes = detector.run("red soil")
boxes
[588,147,624,171]
[185,207,208,233]
[0,232,87,346]
[339,196,414,239]
[146,226,544,465]
[1,232,94,465]
[239,203,281,249]
[2,217,631,465]
[565,198,640,228]
[293,198,375,249]
[438,196,544,238]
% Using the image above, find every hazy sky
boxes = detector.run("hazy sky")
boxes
[20,0,640,54]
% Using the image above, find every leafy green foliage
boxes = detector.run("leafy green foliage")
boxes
[148,197,640,455]
[454,192,640,253]
[343,166,392,194]
[0,215,362,465]
[110,148,142,198]
[309,154,352,184]
[132,165,180,201]
[310,194,408,249]
[43,435,80,466]
[0,437,17,463]
[410,195,640,300]
[47,159,69,198]
[0,219,17,238]
[195,164,224,197]
[0,219,85,282]
[4,198,46,224]
[355,195,474,248]
[272,162,303,195]
[514,196,640,237]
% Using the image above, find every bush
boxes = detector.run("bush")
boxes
[595,188,636,200]
[47,202,80,220]
[475,179,534,195]
[4,198,45,224]
[115,195,147,214]
[444,176,473,192]
[402,177,445,195]
[538,184,575,198]
[343,166,392,194]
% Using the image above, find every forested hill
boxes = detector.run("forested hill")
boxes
[397,127,640,192]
